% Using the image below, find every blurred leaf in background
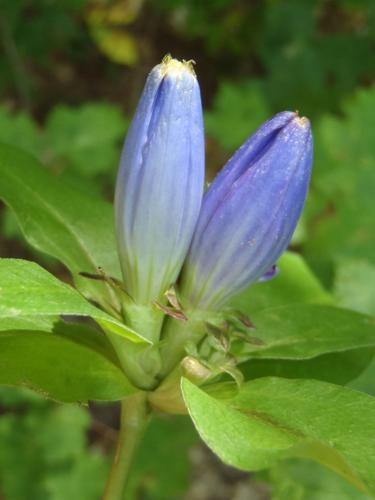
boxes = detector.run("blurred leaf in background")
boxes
[128,416,198,500]
[0,0,90,106]
[45,102,128,176]
[332,254,375,400]
[258,0,375,116]
[305,86,375,286]
[0,388,109,500]
[154,0,258,55]
[86,0,144,66]
[0,107,43,156]
[0,388,199,500]
[155,0,375,117]
[267,459,372,500]
[334,258,375,316]
[0,102,127,178]
[205,80,269,151]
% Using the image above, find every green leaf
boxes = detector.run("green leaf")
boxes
[0,106,43,157]
[0,142,121,309]
[0,324,135,402]
[229,252,332,314]
[241,348,374,386]
[234,304,375,361]
[0,258,146,342]
[182,377,375,495]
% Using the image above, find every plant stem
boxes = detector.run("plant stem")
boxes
[160,313,207,377]
[108,332,160,389]
[103,392,149,500]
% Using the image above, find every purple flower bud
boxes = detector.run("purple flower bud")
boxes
[115,56,205,304]
[180,111,313,309]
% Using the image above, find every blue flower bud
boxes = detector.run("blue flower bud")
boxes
[180,111,313,309]
[115,56,205,304]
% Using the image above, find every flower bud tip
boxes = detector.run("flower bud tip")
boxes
[294,115,309,127]
[160,54,196,78]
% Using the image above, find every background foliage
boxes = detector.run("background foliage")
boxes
[1,0,375,498]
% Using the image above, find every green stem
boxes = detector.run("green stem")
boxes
[108,332,160,389]
[103,392,149,500]
[160,319,191,377]
[160,313,206,377]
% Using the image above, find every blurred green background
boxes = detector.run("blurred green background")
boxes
[0,0,375,498]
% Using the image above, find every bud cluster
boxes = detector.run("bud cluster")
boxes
[114,56,313,384]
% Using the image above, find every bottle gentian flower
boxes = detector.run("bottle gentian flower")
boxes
[115,56,205,306]
[179,111,313,310]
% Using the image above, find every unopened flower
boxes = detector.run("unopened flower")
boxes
[115,56,205,304]
[180,111,313,309]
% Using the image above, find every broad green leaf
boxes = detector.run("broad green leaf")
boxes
[0,325,135,402]
[182,377,375,495]
[0,258,146,342]
[241,348,374,386]
[0,142,120,309]
[229,252,332,314]
[234,304,375,361]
